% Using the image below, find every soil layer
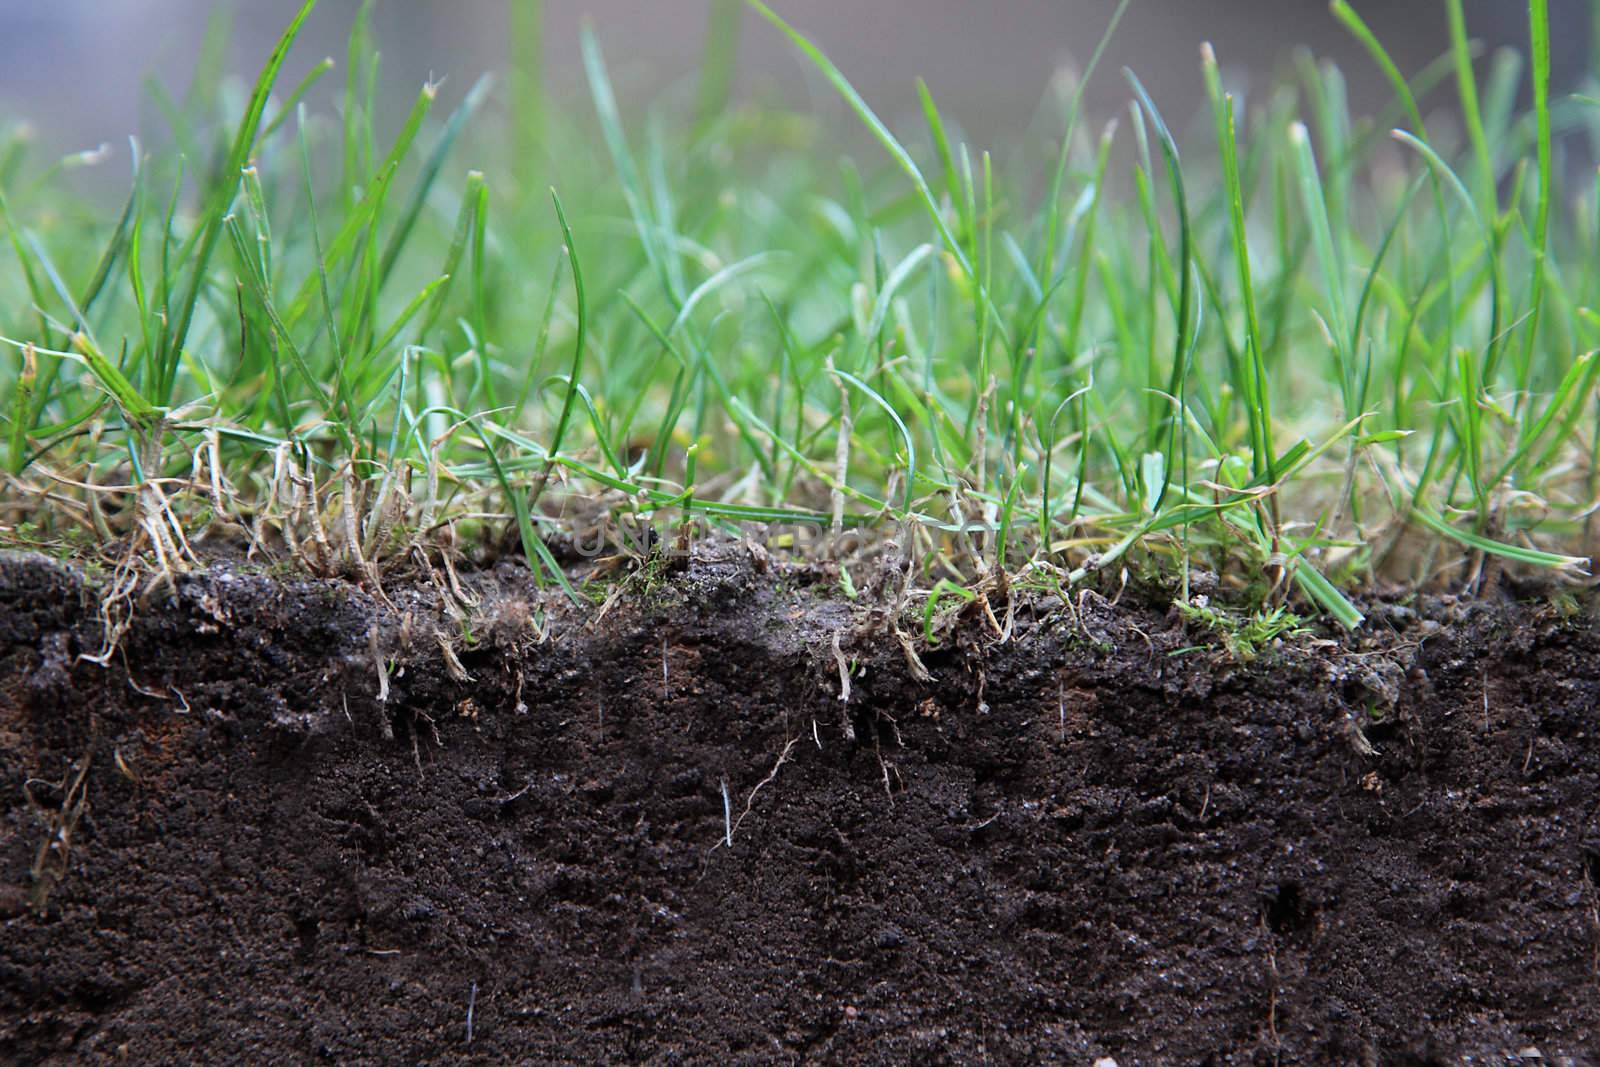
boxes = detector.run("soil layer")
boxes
[3,547,1600,1064]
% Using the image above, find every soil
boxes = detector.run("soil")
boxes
[2,544,1600,1065]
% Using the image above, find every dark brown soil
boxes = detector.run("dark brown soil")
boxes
[2,546,1599,1065]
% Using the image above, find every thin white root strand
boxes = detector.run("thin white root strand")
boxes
[831,630,851,703]
[720,777,733,848]
[369,623,390,703]
[715,736,800,852]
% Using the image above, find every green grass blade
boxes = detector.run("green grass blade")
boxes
[1444,0,1497,210]
[164,0,319,403]
[533,188,589,506]
[1288,122,1353,407]
[256,56,335,149]
[1125,70,1193,511]
[1202,43,1273,485]
[379,73,493,286]
[1516,0,1552,391]
[746,0,1008,346]
[915,80,971,255]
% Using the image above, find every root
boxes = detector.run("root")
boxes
[661,633,671,699]
[369,623,391,703]
[830,631,856,743]
[1261,916,1282,1063]
[440,531,479,609]
[709,736,800,853]
[435,630,475,683]
[831,630,852,704]
[874,733,899,808]
[894,625,932,683]
[25,742,94,916]
[80,551,141,668]
[412,542,469,623]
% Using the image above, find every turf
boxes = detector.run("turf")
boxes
[0,0,1594,628]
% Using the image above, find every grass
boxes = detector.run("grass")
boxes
[0,0,1596,629]
[1173,598,1310,662]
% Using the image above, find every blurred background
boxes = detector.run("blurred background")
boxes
[0,1,1592,165]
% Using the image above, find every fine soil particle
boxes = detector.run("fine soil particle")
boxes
[2,546,1599,1065]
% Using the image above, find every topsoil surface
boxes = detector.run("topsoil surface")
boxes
[2,545,1600,1065]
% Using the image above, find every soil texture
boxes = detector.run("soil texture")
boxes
[2,547,1600,1064]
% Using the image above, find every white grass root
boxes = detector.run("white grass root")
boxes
[435,630,474,683]
[831,630,851,704]
[369,623,390,704]
[720,777,732,848]
[713,736,800,853]
[895,625,932,683]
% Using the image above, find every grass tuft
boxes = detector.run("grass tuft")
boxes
[0,0,1594,627]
